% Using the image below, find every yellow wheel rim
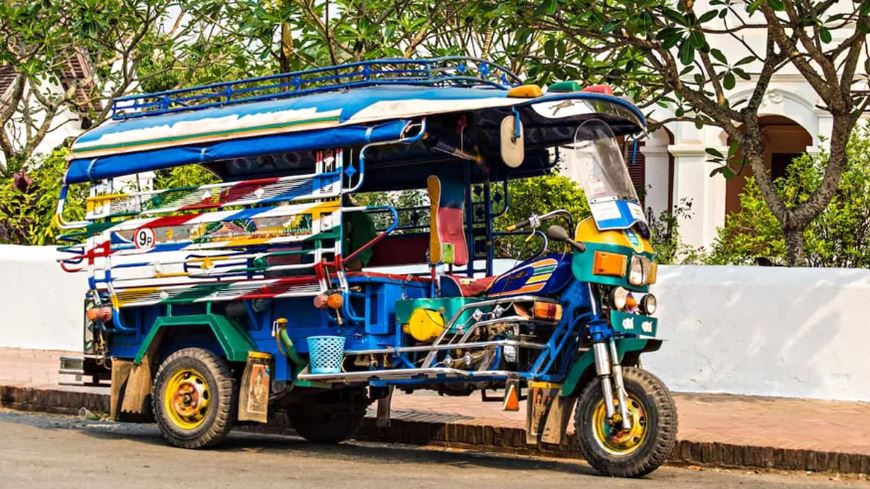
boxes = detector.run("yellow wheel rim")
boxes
[163,368,211,431]
[591,394,648,456]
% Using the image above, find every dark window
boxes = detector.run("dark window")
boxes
[626,141,646,202]
[771,153,800,180]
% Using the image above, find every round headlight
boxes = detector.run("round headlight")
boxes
[628,256,644,286]
[640,294,657,315]
[611,287,629,310]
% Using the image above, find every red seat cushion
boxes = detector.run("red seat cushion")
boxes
[367,234,429,267]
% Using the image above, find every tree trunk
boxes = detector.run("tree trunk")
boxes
[783,226,807,267]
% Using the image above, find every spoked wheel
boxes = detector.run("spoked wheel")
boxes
[152,348,237,449]
[574,367,677,478]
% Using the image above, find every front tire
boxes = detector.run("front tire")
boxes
[152,348,237,449]
[574,367,677,478]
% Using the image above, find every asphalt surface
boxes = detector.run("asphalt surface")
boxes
[0,410,866,489]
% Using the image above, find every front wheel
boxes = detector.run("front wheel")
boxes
[574,367,677,478]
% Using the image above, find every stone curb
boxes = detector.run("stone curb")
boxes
[2,385,867,475]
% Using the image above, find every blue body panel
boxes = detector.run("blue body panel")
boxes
[65,120,410,184]
[487,253,574,297]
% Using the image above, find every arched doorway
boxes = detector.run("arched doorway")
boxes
[725,115,813,215]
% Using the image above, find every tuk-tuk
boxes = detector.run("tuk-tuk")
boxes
[56,57,676,478]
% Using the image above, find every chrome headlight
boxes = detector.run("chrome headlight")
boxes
[611,287,629,310]
[628,255,656,286]
[640,293,657,315]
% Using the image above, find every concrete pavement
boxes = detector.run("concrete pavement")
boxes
[2,347,870,474]
[0,410,866,489]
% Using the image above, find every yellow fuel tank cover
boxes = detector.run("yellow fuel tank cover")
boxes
[402,308,445,342]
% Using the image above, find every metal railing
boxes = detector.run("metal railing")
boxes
[111,57,521,120]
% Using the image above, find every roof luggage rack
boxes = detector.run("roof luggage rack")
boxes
[111,57,522,120]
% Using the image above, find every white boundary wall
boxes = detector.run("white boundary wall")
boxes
[0,245,868,401]
[646,265,870,402]
[0,246,82,351]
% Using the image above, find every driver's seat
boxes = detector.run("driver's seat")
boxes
[427,174,468,268]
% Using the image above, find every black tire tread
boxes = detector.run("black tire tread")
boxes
[574,367,678,478]
[152,347,236,449]
[289,409,366,444]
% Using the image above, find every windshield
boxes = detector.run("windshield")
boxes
[565,118,638,202]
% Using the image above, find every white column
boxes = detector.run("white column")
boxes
[813,112,834,153]
[641,129,671,218]
[669,145,727,251]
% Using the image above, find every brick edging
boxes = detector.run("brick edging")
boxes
[1,385,866,475]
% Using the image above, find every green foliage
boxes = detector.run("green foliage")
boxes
[153,165,220,190]
[495,173,590,258]
[0,147,87,245]
[708,126,870,268]
[647,198,705,265]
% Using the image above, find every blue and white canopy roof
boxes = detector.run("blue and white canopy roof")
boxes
[66,58,646,184]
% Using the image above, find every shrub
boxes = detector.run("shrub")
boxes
[708,126,870,268]
[0,147,87,245]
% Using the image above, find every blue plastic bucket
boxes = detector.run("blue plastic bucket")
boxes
[307,335,346,374]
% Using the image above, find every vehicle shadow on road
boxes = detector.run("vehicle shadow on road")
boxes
[61,417,599,476]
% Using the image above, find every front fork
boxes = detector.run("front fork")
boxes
[593,338,632,431]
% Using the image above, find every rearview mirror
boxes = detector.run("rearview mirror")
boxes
[546,224,586,253]
[500,115,524,168]
[546,224,571,242]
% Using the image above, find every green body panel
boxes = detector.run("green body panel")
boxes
[610,310,658,337]
[133,313,256,364]
[395,297,487,333]
[571,241,653,293]
[559,338,654,398]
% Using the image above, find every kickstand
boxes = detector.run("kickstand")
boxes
[376,386,394,428]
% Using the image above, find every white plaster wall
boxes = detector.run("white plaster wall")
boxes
[1,245,868,401]
[646,265,870,402]
[0,245,82,351]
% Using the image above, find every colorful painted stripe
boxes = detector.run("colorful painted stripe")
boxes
[71,108,343,158]
[112,275,324,308]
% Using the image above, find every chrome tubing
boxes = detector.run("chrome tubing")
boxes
[345,338,547,356]
[609,338,632,431]
[421,295,553,368]
[297,367,514,383]
[593,341,616,421]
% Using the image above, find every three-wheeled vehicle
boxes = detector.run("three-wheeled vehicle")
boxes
[56,58,676,477]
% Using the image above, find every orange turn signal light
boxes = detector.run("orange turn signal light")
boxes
[326,293,344,310]
[86,307,112,322]
[533,301,563,321]
[593,251,627,277]
[313,294,328,309]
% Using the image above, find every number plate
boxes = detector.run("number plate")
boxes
[610,310,658,337]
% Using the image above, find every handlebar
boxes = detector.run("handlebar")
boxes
[506,209,573,232]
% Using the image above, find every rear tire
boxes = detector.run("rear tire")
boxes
[290,411,366,444]
[574,367,677,478]
[152,348,237,449]
[289,389,368,444]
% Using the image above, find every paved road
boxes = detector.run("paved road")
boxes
[0,410,865,489]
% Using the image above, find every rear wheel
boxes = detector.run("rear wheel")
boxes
[574,367,677,478]
[290,411,366,444]
[289,389,368,444]
[152,348,237,449]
